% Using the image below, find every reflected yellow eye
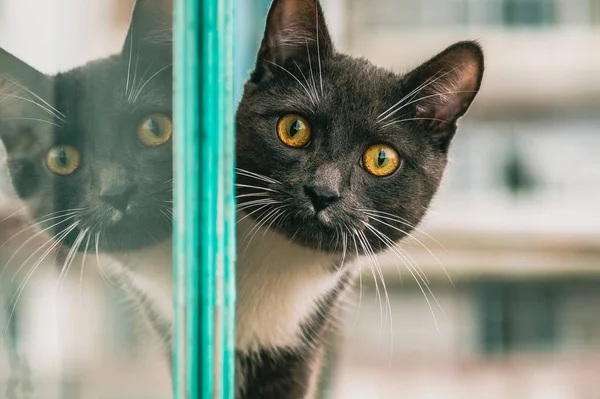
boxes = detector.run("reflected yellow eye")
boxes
[46,145,81,176]
[138,114,173,146]
[362,144,401,177]
[277,114,311,148]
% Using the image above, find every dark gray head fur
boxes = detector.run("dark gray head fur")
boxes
[0,0,173,252]
[236,0,484,253]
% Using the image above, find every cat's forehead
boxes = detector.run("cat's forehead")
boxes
[325,55,401,116]
[52,55,171,117]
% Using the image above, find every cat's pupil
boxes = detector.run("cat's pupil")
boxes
[148,119,161,136]
[289,120,301,137]
[377,150,387,166]
[58,151,67,166]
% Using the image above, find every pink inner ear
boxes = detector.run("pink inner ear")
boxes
[418,59,481,123]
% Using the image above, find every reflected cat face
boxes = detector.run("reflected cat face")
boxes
[236,0,484,253]
[0,0,173,252]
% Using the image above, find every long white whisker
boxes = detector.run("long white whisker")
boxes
[132,63,173,103]
[380,89,475,125]
[354,228,383,336]
[380,117,451,129]
[235,169,280,184]
[360,228,393,350]
[264,60,317,110]
[235,183,279,193]
[363,211,452,286]
[359,209,446,250]
[377,67,457,122]
[315,1,324,96]
[4,222,78,334]
[0,117,60,127]
[0,75,65,120]
[57,228,87,294]
[79,233,91,308]
[3,214,77,282]
[364,222,441,335]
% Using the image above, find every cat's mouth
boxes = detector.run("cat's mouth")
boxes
[52,204,172,253]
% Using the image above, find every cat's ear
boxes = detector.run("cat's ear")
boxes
[0,47,50,115]
[122,0,173,61]
[0,48,53,152]
[252,0,334,83]
[401,41,484,151]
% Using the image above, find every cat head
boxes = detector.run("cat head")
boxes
[236,0,484,254]
[0,0,173,252]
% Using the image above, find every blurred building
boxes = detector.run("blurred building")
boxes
[0,0,599,398]
[331,1,600,398]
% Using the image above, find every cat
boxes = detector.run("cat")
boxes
[1,0,485,397]
[0,0,175,355]
[234,0,484,397]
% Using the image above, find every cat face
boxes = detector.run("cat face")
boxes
[236,0,484,254]
[0,0,173,252]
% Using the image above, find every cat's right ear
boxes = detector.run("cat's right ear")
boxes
[251,0,334,83]
[0,48,50,117]
[122,0,173,62]
[0,48,53,152]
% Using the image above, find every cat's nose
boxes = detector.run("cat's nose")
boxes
[304,185,340,213]
[100,184,136,212]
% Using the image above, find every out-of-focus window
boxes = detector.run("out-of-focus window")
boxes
[353,0,598,28]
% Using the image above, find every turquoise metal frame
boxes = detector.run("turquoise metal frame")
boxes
[173,0,235,397]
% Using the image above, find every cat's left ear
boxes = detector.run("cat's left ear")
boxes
[252,0,334,83]
[122,0,173,61]
[400,41,484,151]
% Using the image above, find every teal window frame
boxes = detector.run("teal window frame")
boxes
[173,0,236,398]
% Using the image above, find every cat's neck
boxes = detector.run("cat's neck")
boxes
[108,240,174,345]
[108,216,347,354]
[235,215,342,353]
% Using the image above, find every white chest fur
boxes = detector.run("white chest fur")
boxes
[108,218,340,353]
[109,240,174,342]
[235,217,339,353]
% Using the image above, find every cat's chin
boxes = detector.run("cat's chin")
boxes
[57,219,172,254]
[263,214,351,255]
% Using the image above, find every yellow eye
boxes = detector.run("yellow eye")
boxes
[46,145,81,176]
[362,144,401,177]
[138,114,173,146]
[277,114,311,148]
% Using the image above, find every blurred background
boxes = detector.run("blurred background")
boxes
[1,0,600,398]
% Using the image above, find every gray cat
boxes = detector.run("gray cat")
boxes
[0,0,484,397]
[234,0,483,397]
[0,0,175,351]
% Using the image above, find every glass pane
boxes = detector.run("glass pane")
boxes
[0,0,174,397]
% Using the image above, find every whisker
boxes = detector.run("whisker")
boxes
[57,228,87,294]
[243,205,285,251]
[236,202,280,224]
[94,232,119,288]
[0,75,66,121]
[359,209,446,251]
[132,63,173,103]
[4,222,78,334]
[235,183,279,193]
[380,117,451,129]
[376,67,457,122]
[0,117,60,127]
[380,90,477,125]
[362,210,453,287]
[2,214,77,282]
[236,193,271,200]
[264,60,317,110]
[315,1,324,96]
[235,168,280,184]
[364,222,442,335]
[79,233,92,308]
[354,228,383,336]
